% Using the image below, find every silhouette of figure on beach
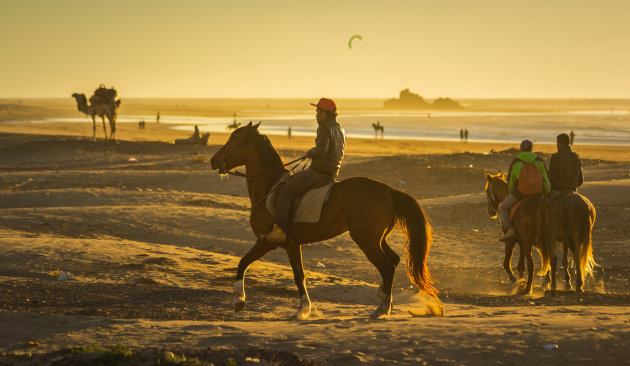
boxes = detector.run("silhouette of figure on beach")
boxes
[288,126,292,139]
[464,128,469,142]
[459,129,464,142]
[156,112,160,124]
[227,113,241,130]
[570,130,575,145]
[174,125,209,145]
[372,121,384,138]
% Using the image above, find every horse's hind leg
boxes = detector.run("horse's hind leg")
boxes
[574,249,584,292]
[562,242,572,290]
[517,242,525,279]
[349,228,395,319]
[285,245,311,320]
[234,239,276,312]
[524,247,535,294]
[379,226,400,302]
[550,252,558,296]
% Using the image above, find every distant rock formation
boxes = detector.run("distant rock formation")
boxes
[384,89,462,110]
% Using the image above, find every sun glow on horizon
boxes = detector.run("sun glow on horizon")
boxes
[1,0,629,99]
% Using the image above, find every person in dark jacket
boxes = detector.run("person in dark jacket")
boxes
[549,133,583,200]
[265,98,346,242]
[498,139,551,242]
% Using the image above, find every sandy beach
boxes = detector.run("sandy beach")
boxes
[1,102,630,365]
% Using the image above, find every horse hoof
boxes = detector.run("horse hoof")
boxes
[291,309,311,320]
[234,301,245,313]
[369,308,390,319]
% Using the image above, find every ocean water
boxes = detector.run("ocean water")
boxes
[30,108,630,146]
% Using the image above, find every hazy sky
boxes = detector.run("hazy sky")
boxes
[1,0,629,98]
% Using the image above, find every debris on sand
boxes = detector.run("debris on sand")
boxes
[0,345,324,366]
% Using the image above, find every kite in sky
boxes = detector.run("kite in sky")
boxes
[348,34,362,49]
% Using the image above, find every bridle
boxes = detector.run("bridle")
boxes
[216,131,309,179]
[486,178,502,217]
[216,133,310,209]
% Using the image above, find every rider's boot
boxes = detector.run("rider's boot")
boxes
[499,227,516,242]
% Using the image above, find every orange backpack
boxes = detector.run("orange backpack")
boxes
[517,161,543,196]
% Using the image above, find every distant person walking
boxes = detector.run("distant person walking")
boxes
[464,128,469,142]
[459,129,464,143]
[156,112,160,124]
[288,126,292,139]
[569,130,575,145]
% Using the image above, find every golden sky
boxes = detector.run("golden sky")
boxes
[1,0,629,98]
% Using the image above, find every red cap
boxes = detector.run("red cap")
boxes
[310,98,336,113]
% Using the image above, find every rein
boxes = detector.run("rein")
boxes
[486,179,502,216]
[224,156,309,179]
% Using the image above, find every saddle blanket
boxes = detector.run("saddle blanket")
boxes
[266,175,335,223]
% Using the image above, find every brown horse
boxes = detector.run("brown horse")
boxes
[210,122,441,319]
[549,192,597,292]
[485,173,558,295]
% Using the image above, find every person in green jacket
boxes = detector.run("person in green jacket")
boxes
[499,139,551,241]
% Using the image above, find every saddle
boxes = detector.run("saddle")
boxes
[266,172,336,223]
[90,86,118,105]
[550,189,576,205]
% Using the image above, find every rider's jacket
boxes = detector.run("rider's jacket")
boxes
[507,151,551,198]
[307,116,345,176]
[549,145,583,192]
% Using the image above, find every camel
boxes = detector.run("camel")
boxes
[71,92,121,141]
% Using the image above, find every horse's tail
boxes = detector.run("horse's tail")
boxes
[391,189,438,298]
[576,204,597,279]
[536,201,555,276]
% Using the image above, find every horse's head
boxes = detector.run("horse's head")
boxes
[485,172,508,218]
[210,121,261,174]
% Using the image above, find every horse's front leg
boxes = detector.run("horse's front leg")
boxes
[234,239,276,312]
[503,239,517,283]
[286,244,311,320]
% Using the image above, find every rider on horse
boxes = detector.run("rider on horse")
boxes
[265,98,346,243]
[498,139,551,242]
[549,133,583,201]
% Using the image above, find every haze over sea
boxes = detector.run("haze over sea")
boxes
[11,98,630,146]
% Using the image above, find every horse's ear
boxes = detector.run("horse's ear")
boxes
[486,173,492,181]
[247,121,253,127]
[254,121,261,129]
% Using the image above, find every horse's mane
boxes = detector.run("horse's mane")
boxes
[250,129,284,169]
[485,172,506,191]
